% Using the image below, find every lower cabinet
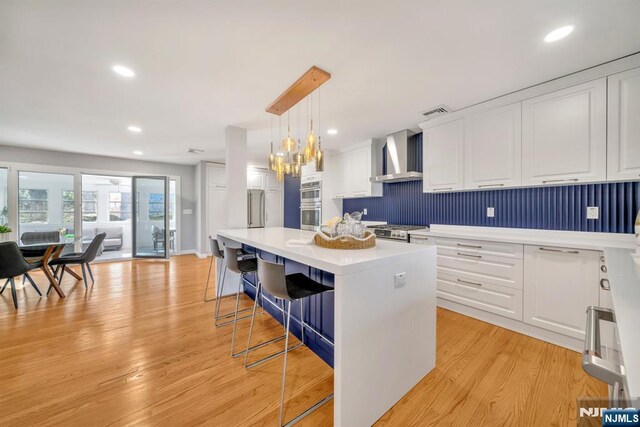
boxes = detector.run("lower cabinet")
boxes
[434,238,524,320]
[437,273,523,320]
[431,236,602,347]
[523,245,600,339]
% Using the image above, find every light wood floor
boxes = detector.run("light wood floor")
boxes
[0,255,605,426]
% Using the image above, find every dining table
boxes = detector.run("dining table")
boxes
[17,235,82,298]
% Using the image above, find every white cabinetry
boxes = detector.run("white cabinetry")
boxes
[523,245,600,339]
[521,78,607,186]
[464,103,522,189]
[301,162,321,184]
[331,140,382,199]
[423,118,464,192]
[432,237,524,320]
[247,169,264,189]
[207,163,227,188]
[206,163,228,239]
[607,67,640,181]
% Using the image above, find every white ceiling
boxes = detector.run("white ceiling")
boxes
[1,1,639,166]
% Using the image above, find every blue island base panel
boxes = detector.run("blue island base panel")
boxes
[241,246,335,368]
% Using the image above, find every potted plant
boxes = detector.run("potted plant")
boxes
[0,224,12,243]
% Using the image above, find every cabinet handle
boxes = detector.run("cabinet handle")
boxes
[457,278,482,287]
[457,243,482,249]
[582,306,624,385]
[542,178,579,184]
[478,183,504,188]
[433,187,453,192]
[457,252,482,259]
[600,278,610,291]
[353,192,367,197]
[539,247,580,254]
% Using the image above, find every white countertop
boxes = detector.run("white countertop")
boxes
[603,247,640,399]
[409,224,636,251]
[217,227,434,275]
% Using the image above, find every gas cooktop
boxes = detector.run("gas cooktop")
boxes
[367,224,428,242]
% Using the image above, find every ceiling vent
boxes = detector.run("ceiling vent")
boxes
[421,105,451,120]
[187,148,205,154]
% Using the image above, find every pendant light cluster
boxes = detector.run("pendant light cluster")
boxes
[268,88,325,182]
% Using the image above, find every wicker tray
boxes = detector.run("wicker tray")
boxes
[314,230,376,250]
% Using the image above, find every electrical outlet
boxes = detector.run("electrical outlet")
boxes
[394,272,407,288]
[363,208,368,215]
[587,206,599,220]
[487,207,495,218]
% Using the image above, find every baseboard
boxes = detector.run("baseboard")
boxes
[176,250,196,256]
[437,298,583,353]
[195,251,209,259]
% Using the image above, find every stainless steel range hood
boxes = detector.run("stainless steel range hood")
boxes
[370,129,421,183]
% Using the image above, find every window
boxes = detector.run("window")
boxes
[19,189,48,224]
[62,190,95,224]
[62,190,75,224]
[82,191,98,222]
[148,193,165,220]
[109,192,131,221]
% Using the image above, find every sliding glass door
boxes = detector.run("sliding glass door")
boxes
[132,176,169,259]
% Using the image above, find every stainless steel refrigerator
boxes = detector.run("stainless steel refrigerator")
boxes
[247,189,265,228]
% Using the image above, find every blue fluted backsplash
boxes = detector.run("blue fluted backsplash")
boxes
[344,132,640,234]
[343,180,640,233]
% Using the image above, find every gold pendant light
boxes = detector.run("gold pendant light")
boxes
[315,88,324,172]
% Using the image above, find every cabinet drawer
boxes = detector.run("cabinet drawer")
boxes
[437,249,523,290]
[434,237,523,259]
[437,272,523,321]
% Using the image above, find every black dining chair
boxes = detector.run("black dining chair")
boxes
[0,242,43,309]
[47,232,106,293]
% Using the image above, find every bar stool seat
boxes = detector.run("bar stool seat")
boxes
[285,273,332,300]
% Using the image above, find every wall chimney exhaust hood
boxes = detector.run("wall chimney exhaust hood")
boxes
[370,129,421,183]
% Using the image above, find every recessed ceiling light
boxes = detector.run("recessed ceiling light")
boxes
[127,125,142,133]
[112,65,135,78]
[544,25,574,42]
[327,129,338,135]
[133,150,143,155]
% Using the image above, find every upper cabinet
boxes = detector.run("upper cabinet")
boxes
[423,118,464,192]
[301,162,321,183]
[607,67,640,181]
[207,163,227,188]
[331,140,383,199]
[521,78,607,186]
[247,169,265,189]
[464,103,522,189]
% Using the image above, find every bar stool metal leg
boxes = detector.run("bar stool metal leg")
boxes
[279,301,292,427]
[203,253,216,302]
[243,281,297,369]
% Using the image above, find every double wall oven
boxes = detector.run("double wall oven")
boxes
[300,180,322,231]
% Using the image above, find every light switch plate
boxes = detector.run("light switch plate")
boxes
[363,208,368,215]
[394,272,407,288]
[183,209,193,215]
[487,207,495,218]
[587,206,599,220]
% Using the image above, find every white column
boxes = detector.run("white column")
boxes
[225,126,247,229]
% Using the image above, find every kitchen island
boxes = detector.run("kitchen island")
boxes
[217,227,437,427]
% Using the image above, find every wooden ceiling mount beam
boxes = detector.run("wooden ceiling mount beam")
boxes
[266,66,331,116]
